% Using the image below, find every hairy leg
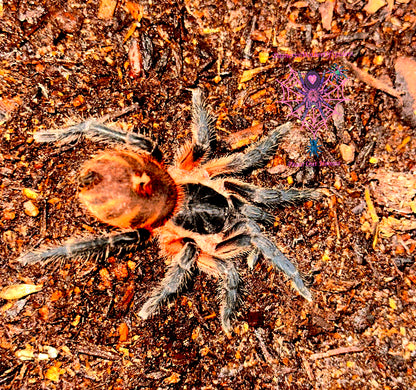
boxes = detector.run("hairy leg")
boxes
[138,241,198,320]
[203,122,290,177]
[18,229,150,265]
[197,254,241,335]
[215,222,312,302]
[175,88,216,170]
[34,121,161,159]
[225,180,321,208]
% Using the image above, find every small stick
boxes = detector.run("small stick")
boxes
[341,58,403,102]
[254,328,275,364]
[310,346,364,360]
[76,345,119,361]
[329,195,341,240]
[98,104,139,124]
[302,356,315,381]
[243,16,257,61]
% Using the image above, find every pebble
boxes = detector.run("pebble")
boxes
[339,143,355,163]
[23,200,39,217]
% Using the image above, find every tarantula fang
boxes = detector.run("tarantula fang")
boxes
[18,89,320,334]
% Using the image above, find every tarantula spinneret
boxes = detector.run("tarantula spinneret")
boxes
[18,89,320,334]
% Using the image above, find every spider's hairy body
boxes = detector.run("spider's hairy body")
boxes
[78,150,178,229]
[18,89,321,334]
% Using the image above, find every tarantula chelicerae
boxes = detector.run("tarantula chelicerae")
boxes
[18,90,320,334]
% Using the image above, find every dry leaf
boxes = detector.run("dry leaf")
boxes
[125,2,143,21]
[363,0,386,14]
[379,216,416,238]
[45,363,65,382]
[164,372,181,384]
[224,123,264,150]
[0,284,42,300]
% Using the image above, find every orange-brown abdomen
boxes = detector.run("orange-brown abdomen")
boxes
[78,150,178,229]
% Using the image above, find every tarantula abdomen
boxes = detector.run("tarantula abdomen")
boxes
[78,150,178,229]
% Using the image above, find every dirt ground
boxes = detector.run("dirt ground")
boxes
[1,0,416,389]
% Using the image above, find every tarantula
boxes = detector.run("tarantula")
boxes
[18,90,320,334]
[294,70,333,121]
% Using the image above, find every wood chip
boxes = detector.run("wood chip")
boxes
[98,0,117,19]
[22,188,39,200]
[319,0,335,31]
[118,322,129,342]
[239,64,276,83]
[363,0,386,14]
[128,39,143,78]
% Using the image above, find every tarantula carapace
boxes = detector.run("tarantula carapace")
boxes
[19,89,320,334]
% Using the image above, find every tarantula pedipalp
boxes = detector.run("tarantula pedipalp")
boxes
[18,90,320,334]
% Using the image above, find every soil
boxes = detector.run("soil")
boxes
[1,1,415,389]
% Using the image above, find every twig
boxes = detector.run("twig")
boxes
[243,16,257,61]
[329,195,341,240]
[254,328,275,364]
[310,346,364,360]
[341,58,403,102]
[301,356,315,381]
[98,104,139,124]
[76,345,119,360]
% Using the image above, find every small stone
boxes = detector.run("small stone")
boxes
[22,188,39,200]
[3,210,16,220]
[334,177,342,190]
[23,200,39,217]
[339,143,355,163]
[258,51,269,64]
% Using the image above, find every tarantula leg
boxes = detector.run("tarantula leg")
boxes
[229,196,274,226]
[216,229,312,302]
[252,235,312,301]
[176,88,216,170]
[197,254,241,335]
[203,122,290,177]
[34,121,161,158]
[224,181,321,208]
[18,230,150,266]
[138,242,198,320]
